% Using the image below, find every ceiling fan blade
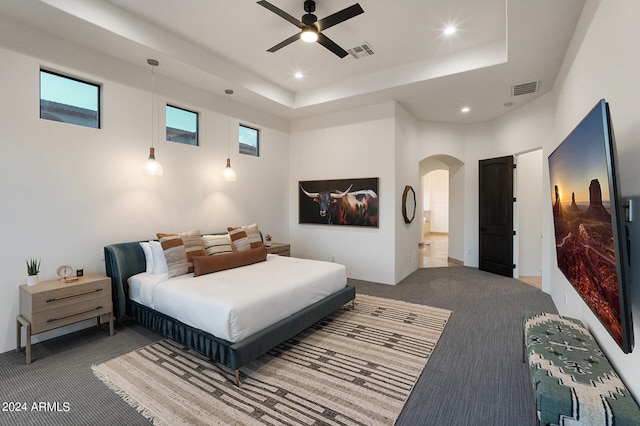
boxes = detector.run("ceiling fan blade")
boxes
[257,0,304,29]
[267,33,300,52]
[317,33,349,58]
[316,3,364,32]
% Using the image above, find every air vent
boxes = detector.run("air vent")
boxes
[512,81,539,96]
[348,42,375,59]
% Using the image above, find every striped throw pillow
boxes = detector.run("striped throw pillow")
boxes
[228,224,264,250]
[157,230,205,276]
[157,234,189,278]
[203,234,233,256]
[228,227,251,252]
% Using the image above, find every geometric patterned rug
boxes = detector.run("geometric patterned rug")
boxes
[93,294,451,425]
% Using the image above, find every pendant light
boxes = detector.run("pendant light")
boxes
[222,89,237,181]
[141,59,163,176]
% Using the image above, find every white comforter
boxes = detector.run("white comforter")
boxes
[128,254,347,342]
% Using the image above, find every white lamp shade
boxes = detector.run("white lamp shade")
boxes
[222,158,236,181]
[141,147,163,176]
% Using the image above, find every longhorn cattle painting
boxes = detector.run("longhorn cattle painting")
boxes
[299,178,379,227]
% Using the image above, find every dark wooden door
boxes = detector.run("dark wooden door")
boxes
[479,155,514,277]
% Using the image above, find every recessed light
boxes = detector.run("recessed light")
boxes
[461,106,470,113]
[294,72,304,79]
[444,26,457,36]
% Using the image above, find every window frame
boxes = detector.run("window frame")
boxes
[165,103,199,146]
[239,123,260,157]
[39,68,101,129]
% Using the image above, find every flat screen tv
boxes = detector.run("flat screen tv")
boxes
[548,99,633,353]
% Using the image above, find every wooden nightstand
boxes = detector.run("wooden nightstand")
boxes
[17,275,113,364]
[266,243,290,257]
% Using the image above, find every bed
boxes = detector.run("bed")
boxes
[103,238,356,385]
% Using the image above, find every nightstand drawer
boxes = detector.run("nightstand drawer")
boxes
[29,298,112,334]
[21,277,111,316]
[34,280,108,313]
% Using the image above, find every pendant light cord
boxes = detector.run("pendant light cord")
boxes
[225,89,233,158]
[148,59,159,149]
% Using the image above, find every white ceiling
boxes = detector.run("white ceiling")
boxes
[0,0,585,123]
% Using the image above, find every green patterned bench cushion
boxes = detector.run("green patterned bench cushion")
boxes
[523,312,640,426]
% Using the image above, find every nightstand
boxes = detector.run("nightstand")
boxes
[266,242,290,257]
[17,275,113,364]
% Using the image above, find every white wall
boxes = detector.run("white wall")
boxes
[289,103,398,284]
[0,22,290,354]
[542,0,640,399]
[515,149,543,277]
[394,104,420,282]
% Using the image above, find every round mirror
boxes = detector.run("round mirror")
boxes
[402,185,416,224]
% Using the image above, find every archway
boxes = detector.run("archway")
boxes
[419,155,465,267]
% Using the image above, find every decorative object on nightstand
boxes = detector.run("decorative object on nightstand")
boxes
[16,275,114,364]
[265,243,290,257]
[25,258,41,286]
[56,264,78,283]
[264,234,272,247]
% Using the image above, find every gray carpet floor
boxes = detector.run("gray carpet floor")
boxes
[0,266,556,425]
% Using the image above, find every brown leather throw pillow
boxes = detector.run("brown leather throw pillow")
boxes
[192,246,267,277]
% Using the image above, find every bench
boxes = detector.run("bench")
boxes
[523,312,640,426]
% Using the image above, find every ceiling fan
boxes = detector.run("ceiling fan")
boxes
[257,0,364,58]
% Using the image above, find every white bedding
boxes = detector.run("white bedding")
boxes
[128,254,347,342]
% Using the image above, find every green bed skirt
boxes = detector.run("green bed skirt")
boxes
[128,284,356,370]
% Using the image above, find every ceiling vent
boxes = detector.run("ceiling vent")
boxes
[348,42,375,59]
[512,80,539,96]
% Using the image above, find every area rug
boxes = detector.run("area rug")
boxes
[93,294,451,425]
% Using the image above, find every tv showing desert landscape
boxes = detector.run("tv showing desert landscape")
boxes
[548,99,633,353]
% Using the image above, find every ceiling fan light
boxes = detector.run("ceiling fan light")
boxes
[301,27,318,43]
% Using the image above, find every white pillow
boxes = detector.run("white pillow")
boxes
[149,240,168,274]
[139,241,154,273]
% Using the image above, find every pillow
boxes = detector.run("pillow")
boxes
[228,224,264,251]
[193,246,267,277]
[180,229,206,271]
[139,241,154,273]
[157,233,189,278]
[149,240,168,274]
[202,234,233,256]
[243,223,264,249]
[157,230,206,277]
[227,227,251,252]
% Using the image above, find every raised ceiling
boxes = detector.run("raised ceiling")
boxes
[0,0,585,122]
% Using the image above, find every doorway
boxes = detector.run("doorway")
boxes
[419,155,464,268]
[420,169,450,267]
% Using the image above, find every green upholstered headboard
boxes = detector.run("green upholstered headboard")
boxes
[104,241,146,320]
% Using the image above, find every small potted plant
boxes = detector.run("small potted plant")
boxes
[26,258,41,286]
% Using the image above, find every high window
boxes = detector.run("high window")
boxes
[40,69,100,128]
[239,124,259,156]
[166,104,198,146]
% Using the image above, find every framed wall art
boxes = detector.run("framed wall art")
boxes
[299,177,379,227]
